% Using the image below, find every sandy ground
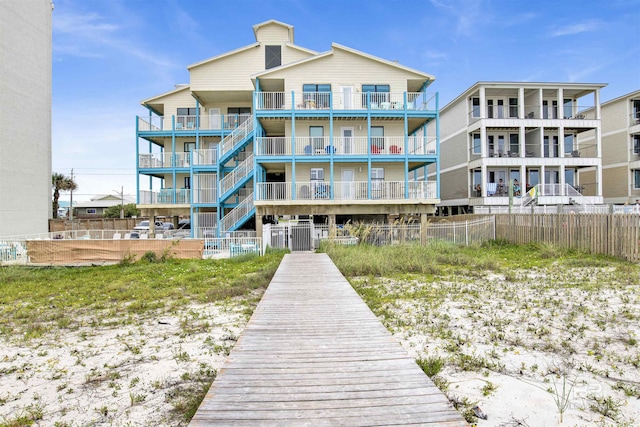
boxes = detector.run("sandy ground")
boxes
[0,297,254,426]
[2,265,639,426]
[359,267,640,427]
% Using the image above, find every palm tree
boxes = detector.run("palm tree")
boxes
[52,172,78,218]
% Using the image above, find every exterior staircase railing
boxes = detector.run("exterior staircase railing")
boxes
[221,192,254,233]
[219,116,254,159]
[220,154,254,200]
[518,184,594,212]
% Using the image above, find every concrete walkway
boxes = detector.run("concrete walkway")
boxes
[190,253,467,426]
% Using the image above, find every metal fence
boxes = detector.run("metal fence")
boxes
[264,217,496,251]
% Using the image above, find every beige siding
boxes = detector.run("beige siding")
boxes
[601,131,628,164]
[439,100,467,139]
[271,49,424,93]
[255,23,290,43]
[601,98,628,134]
[160,90,198,120]
[191,43,315,92]
[294,163,405,182]
[440,132,467,170]
[190,47,263,91]
[440,168,469,200]
[602,166,629,199]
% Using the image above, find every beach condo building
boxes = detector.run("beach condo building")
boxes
[427,82,605,215]
[579,90,640,205]
[135,20,440,238]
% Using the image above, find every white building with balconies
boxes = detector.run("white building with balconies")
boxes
[429,82,605,215]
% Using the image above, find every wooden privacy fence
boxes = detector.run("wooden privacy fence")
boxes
[495,213,640,262]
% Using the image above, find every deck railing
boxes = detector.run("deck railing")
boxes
[255,91,436,111]
[220,116,254,159]
[138,114,250,132]
[138,151,192,168]
[192,148,218,166]
[220,154,254,196]
[255,181,437,201]
[220,192,254,233]
[139,189,190,205]
[255,136,436,156]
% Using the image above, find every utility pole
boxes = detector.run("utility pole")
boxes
[69,168,74,222]
[120,185,124,219]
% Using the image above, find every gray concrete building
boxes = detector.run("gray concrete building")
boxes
[0,0,53,237]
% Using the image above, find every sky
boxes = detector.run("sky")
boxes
[51,0,640,202]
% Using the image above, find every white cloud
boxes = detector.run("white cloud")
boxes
[549,20,601,37]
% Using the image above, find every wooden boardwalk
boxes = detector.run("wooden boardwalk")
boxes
[190,253,467,426]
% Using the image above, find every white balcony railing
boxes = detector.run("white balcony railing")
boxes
[255,91,436,111]
[255,136,436,156]
[255,181,437,202]
[138,151,192,168]
[192,148,218,166]
[139,189,190,205]
[138,114,250,132]
[220,154,254,196]
[221,192,254,233]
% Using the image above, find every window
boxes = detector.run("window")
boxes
[634,135,640,155]
[371,168,384,196]
[265,45,281,69]
[184,177,191,189]
[310,126,324,151]
[184,142,195,152]
[564,134,574,155]
[497,100,505,118]
[371,126,384,151]
[634,100,640,121]
[635,170,640,189]
[509,134,519,155]
[529,169,540,187]
[310,168,324,181]
[472,133,481,154]
[544,136,559,157]
[488,135,495,156]
[565,169,575,187]
[303,84,331,108]
[86,208,96,214]
[362,84,390,107]
[564,99,573,119]
[487,100,494,118]
[228,107,251,127]
[498,135,505,155]
[509,98,518,118]
[176,108,197,128]
[471,98,480,118]
[543,100,558,119]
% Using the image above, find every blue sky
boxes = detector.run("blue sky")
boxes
[52,0,640,202]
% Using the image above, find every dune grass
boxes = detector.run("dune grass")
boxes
[0,249,287,341]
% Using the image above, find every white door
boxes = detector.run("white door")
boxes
[341,169,355,199]
[209,108,221,130]
[341,127,354,154]
[341,86,354,109]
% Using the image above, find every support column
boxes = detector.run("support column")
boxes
[328,214,337,238]
[420,213,429,245]
[255,211,263,249]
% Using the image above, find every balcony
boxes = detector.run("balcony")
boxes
[139,189,190,205]
[255,181,436,202]
[137,114,250,133]
[468,104,597,123]
[138,152,192,168]
[256,136,437,156]
[255,91,436,112]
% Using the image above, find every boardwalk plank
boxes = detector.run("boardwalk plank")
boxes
[189,253,467,426]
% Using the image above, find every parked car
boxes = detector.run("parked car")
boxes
[133,220,164,231]
[173,219,191,238]
[161,222,175,230]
